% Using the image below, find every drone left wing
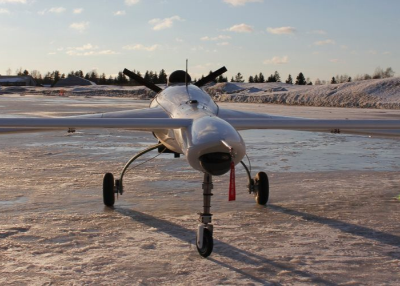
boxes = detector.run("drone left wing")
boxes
[0,106,174,134]
[0,118,192,132]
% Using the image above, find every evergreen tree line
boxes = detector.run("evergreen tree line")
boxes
[11,68,168,86]
[8,66,395,86]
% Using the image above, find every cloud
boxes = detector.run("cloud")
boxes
[49,7,65,13]
[340,45,348,50]
[69,21,89,32]
[267,26,296,35]
[0,8,10,13]
[0,0,26,3]
[123,44,160,51]
[73,8,83,14]
[263,56,289,65]
[329,59,344,63]
[367,50,377,55]
[383,51,391,55]
[38,7,66,15]
[223,0,263,6]
[175,38,184,42]
[226,23,253,33]
[201,35,231,41]
[65,44,117,56]
[73,43,98,51]
[114,10,126,16]
[314,39,335,45]
[308,30,327,35]
[149,16,184,31]
[125,0,140,6]
[217,42,229,46]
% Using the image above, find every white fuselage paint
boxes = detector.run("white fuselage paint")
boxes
[150,84,246,174]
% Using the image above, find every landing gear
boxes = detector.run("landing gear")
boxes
[196,228,213,257]
[103,173,115,207]
[102,143,164,207]
[240,161,269,205]
[196,173,214,258]
[254,172,269,205]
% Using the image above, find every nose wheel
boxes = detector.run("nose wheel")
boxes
[196,227,213,257]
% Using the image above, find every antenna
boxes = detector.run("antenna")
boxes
[185,59,188,87]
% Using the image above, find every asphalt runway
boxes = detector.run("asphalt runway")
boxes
[0,94,399,285]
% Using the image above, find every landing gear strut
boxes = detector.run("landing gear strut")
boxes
[196,173,214,257]
[102,143,164,207]
[240,161,269,205]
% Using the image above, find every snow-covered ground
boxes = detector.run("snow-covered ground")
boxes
[0,95,399,285]
[206,77,400,109]
[1,76,399,109]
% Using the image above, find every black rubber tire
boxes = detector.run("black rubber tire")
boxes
[196,229,213,258]
[255,172,269,205]
[103,173,115,207]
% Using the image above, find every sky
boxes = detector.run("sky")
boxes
[1,0,399,82]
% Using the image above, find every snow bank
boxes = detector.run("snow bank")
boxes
[1,77,399,109]
[206,77,400,109]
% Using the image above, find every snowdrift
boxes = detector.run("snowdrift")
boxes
[1,77,399,109]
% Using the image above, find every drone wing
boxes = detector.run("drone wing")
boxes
[219,108,400,136]
[0,107,188,133]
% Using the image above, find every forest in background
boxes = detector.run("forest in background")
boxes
[3,66,395,87]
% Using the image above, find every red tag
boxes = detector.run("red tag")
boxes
[229,161,236,201]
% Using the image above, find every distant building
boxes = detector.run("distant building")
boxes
[0,76,37,86]
[53,75,96,87]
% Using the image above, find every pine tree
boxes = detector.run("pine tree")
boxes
[53,70,61,84]
[248,75,254,83]
[267,74,276,82]
[158,69,167,84]
[152,71,159,84]
[258,72,265,83]
[144,71,151,82]
[230,76,235,82]
[234,72,244,82]
[286,74,293,84]
[274,71,281,82]
[117,71,128,84]
[254,75,259,83]
[331,77,337,84]
[99,73,107,85]
[90,70,98,83]
[295,72,306,85]
[107,75,114,85]
[217,75,227,82]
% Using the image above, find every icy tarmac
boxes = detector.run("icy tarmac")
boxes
[0,95,399,285]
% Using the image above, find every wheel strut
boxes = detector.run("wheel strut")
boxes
[197,173,214,257]
[240,160,255,194]
[115,143,164,195]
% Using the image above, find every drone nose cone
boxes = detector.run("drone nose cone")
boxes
[185,116,246,175]
[199,152,232,176]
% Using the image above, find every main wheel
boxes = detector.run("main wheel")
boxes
[103,173,115,207]
[255,172,269,205]
[196,229,213,258]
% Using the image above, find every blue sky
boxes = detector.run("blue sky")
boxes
[1,0,399,82]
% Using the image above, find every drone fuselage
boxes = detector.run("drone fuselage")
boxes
[150,84,246,175]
